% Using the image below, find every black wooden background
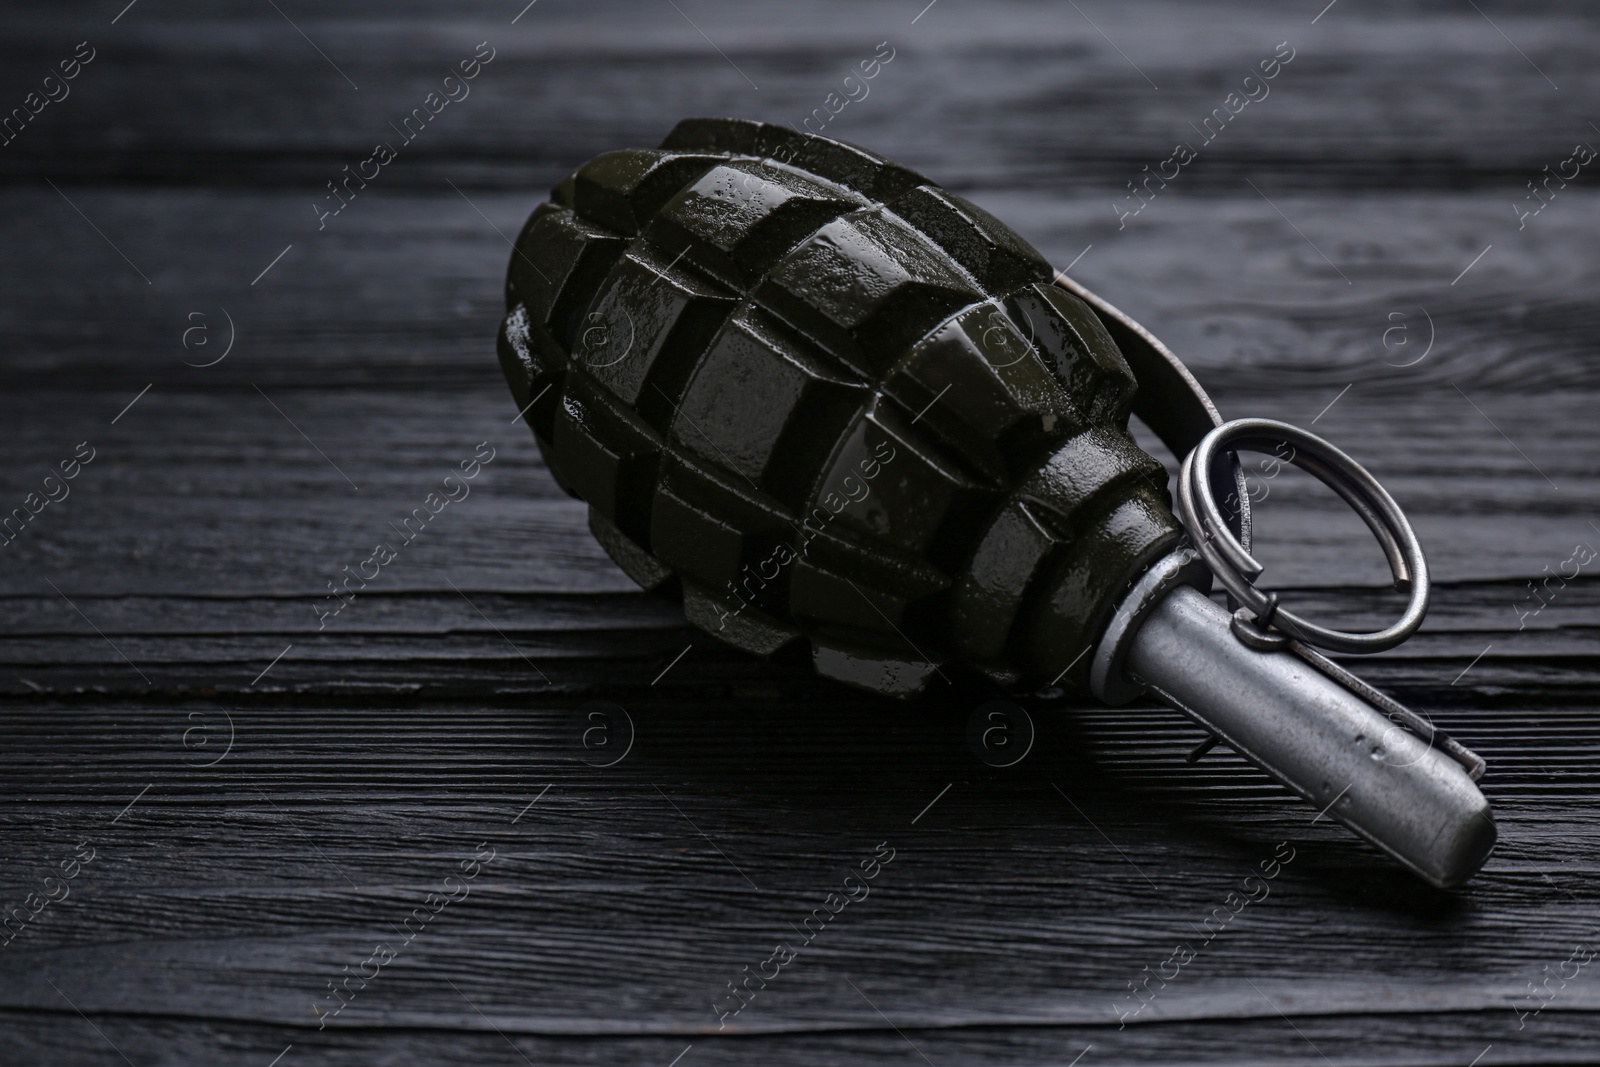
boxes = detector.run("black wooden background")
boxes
[1,1,1597,1064]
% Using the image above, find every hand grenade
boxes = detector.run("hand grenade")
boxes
[497,117,1494,887]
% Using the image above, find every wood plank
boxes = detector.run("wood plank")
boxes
[0,581,1595,700]
[0,379,1591,598]
[0,1010,1594,1067]
[1,0,1596,193]
[0,695,1595,1059]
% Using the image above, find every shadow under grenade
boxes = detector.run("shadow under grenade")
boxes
[496,117,1495,888]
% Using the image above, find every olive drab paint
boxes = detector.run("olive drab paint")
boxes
[497,117,1182,698]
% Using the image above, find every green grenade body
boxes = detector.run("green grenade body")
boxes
[498,118,1182,697]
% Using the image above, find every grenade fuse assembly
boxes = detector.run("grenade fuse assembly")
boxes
[496,117,1494,888]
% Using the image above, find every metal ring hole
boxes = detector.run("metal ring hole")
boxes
[1176,418,1430,655]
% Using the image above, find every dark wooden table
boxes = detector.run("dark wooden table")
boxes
[2,1,1597,1063]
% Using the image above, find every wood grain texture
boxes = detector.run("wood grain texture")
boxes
[1,1,1597,1064]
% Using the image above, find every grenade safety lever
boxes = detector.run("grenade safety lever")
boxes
[497,117,1494,889]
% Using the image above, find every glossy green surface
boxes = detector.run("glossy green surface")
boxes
[499,117,1181,697]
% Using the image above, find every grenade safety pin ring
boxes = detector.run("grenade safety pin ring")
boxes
[1176,417,1430,655]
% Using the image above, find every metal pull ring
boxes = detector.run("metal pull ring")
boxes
[1176,417,1430,655]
